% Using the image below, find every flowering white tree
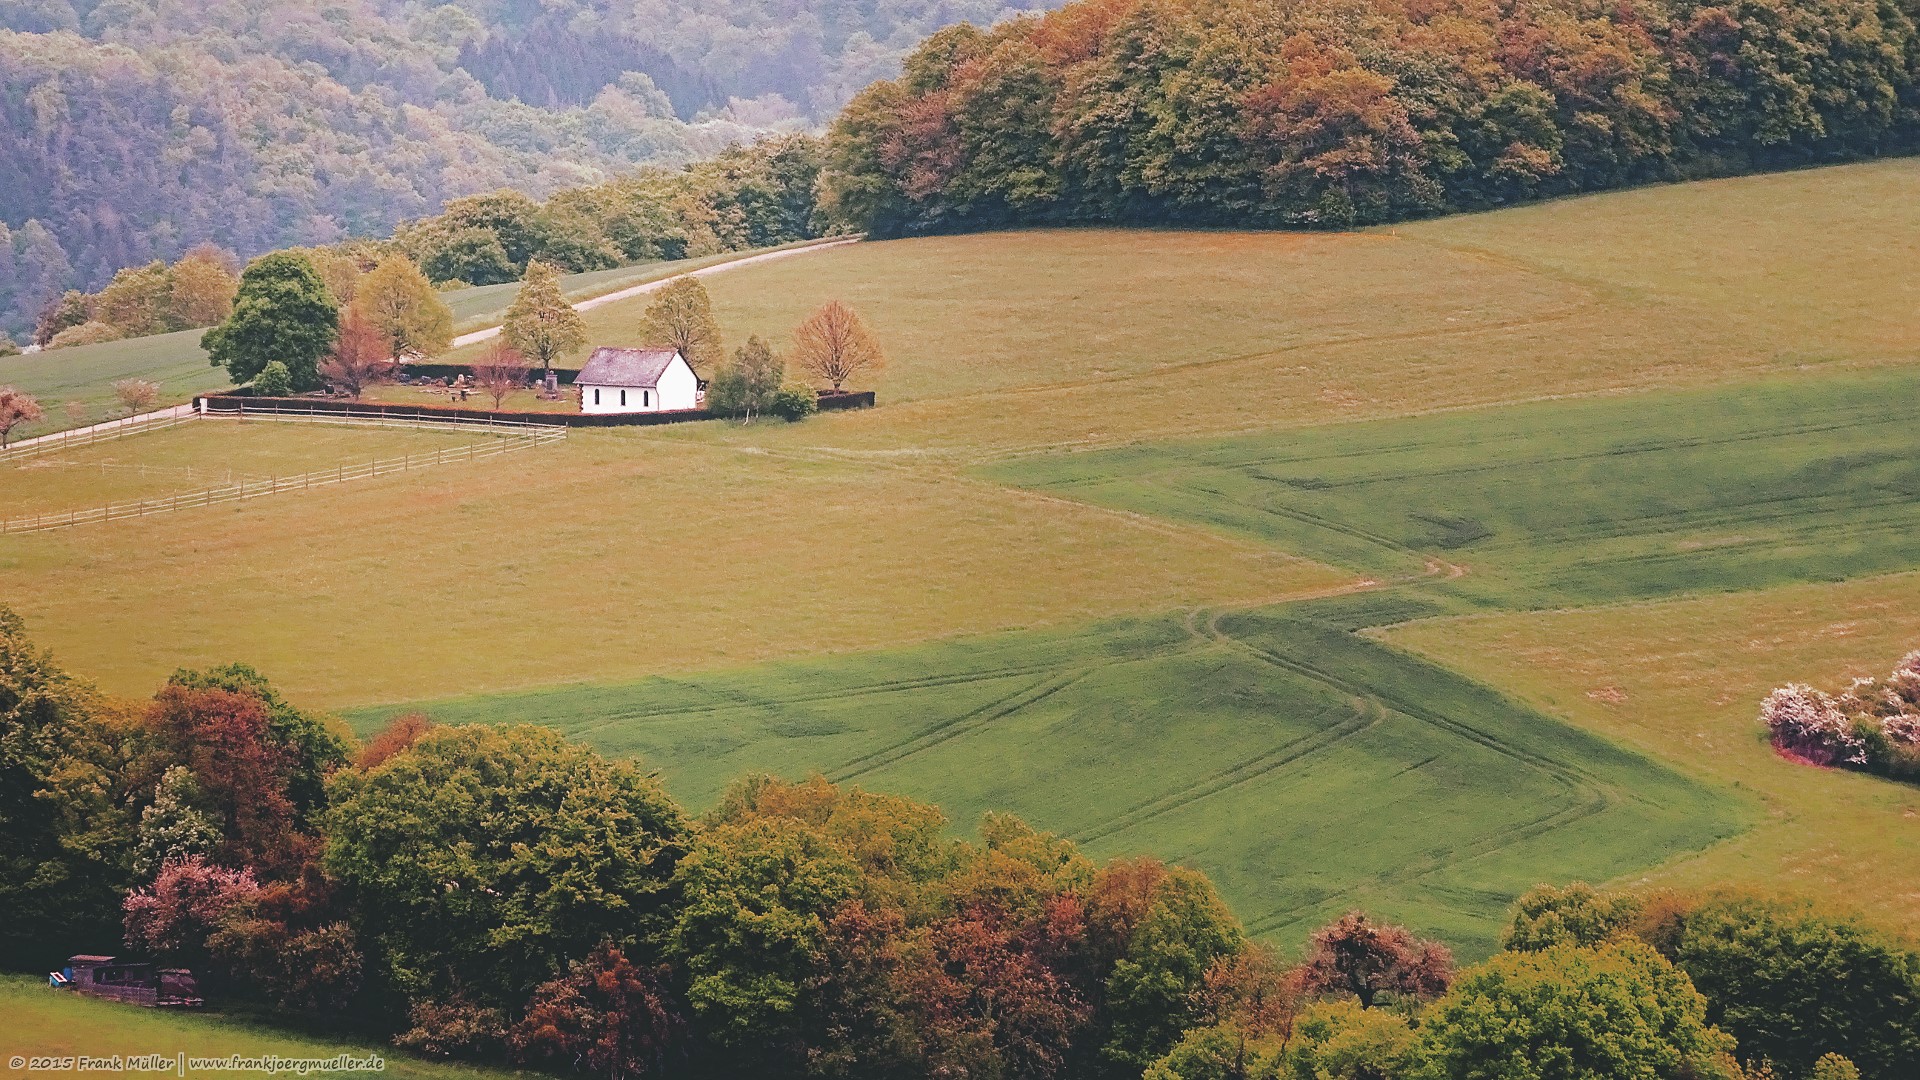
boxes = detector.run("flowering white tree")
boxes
[1760,684,1865,766]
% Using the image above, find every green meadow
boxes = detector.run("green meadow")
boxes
[980,368,1920,609]
[350,596,1748,957]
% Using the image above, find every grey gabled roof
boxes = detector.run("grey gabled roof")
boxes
[576,346,683,388]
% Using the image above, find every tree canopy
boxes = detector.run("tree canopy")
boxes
[202,252,339,390]
[821,0,1920,236]
[502,261,589,375]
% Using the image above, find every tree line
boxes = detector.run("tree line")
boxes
[3,605,1916,1080]
[818,0,1920,235]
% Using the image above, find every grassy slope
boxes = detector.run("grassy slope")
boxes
[5,160,1918,955]
[1,977,537,1080]
[981,367,1920,610]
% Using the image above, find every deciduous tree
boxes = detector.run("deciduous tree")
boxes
[511,942,687,1080]
[471,340,531,409]
[638,277,723,374]
[166,244,240,329]
[112,378,160,417]
[0,386,44,447]
[203,252,339,390]
[322,725,689,1005]
[791,300,885,391]
[502,261,587,377]
[317,308,392,399]
[356,255,453,362]
[705,336,784,421]
[1299,911,1453,1009]
[1414,941,1739,1080]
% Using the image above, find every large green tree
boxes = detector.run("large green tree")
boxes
[1644,893,1920,1080]
[202,252,339,390]
[322,725,688,1005]
[666,816,865,1062]
[1414,941,1738,1080]
[637,276,723,374]
[1104,867,1246,1069]
[0,606,132,962]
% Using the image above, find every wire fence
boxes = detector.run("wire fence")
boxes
[1,425,565,535]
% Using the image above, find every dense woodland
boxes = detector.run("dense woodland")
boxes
[819,0,1920,234]
[4,606,1918,1080]
[0,0,1052,340]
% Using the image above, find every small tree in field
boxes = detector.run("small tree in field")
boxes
[471,340,531,409]
[64,400,89,426]
[318,309,392,399]
[791,300,885,391]
[1300,911,1453,1009]
[638,277,723,374]
[112,378,160,417]
[0,386,44,447]
[502,261,586,377]
[706,336,784,422]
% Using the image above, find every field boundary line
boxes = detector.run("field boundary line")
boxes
[0,425,564,535]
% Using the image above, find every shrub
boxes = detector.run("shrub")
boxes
[1761,684,1864,766]
[0,333,18,356]
[768,383,818,421]
[1763,650,1920,782]
[252,361,293,397]
[47,320,123,349]
[392,995,509,1059]
[511,942,686,1080]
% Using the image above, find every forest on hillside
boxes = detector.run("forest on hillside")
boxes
[0,0,1058,340]
[820,0,1920,234]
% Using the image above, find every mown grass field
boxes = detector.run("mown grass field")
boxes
[1,976,538,1080]
[5,160,1919,961]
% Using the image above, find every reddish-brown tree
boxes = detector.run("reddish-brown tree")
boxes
[1299,911,1454,1008]
[355,712,433,771]
[511,942,686,1080]
[0,386,44,448]
[900,904,1089,1080]
[318,308,393,399]
[122,856,261,963]
[470,340,531,409]
[112,378,160,417]
[790,300,885,391]
[140,686,299,869]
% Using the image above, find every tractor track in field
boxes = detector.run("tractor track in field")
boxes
[830,668,1097,782]
[1070,697,1385,846]
[557,660,1077,741]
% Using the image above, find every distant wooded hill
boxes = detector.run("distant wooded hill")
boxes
[819,0,1920,235]
[0,0,1057,340]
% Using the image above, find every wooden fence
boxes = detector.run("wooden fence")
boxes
[0,412,197,463]
[1,423,564,535]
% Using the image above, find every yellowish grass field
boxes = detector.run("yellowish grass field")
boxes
[0,421,1347,707]
[1384,572,1920,929]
